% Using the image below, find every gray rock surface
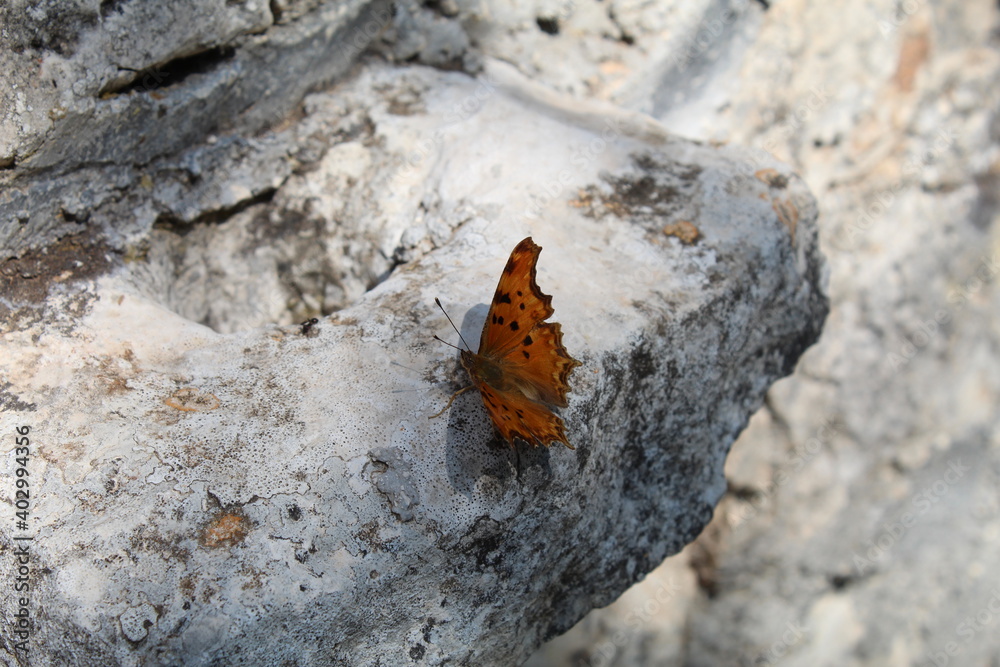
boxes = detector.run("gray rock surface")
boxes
[0,6,827,665]
[515,1,1000,666]
[0,0,390,253]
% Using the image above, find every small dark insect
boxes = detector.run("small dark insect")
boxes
[299,317,319,336]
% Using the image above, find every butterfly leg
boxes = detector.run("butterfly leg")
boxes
[428,385,474,419]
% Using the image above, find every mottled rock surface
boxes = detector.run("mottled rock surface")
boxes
[0,1,835,666]
[516,1,1000,666]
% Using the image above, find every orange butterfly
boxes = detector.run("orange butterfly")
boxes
[433,237,581,448]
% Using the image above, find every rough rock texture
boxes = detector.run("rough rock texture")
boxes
[512,1,1000,666]
[0,0,391,253]
[0,5,829,665]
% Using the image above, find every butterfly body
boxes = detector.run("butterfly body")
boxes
[444,237,580,449]
[460,348,546,404]
[460,350,512,392]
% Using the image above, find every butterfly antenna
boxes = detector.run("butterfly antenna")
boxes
[433,335,464,352]
[434,297,473,351]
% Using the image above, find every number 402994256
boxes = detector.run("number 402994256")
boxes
[14,425,30,523]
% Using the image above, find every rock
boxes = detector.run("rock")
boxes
[0,0,392,254]
[0,25,826,666]
[515,1,1000,666]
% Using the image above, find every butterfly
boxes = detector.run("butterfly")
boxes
[432,237,581,448]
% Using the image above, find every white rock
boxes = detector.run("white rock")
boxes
[1,55,825,666]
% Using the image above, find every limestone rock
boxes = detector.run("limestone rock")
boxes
[514,1,1000,665]
[0,3,827,666]
[0,0,391,253]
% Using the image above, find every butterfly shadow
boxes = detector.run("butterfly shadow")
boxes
[443,404,555,489]
[439,303,555,494]
[442,406,555,495]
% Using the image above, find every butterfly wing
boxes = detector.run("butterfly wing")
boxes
[477,238,555,358]
[498,321,579,407]
[474,379,574,448]
[478,238,580,407]
[462,237,581,448]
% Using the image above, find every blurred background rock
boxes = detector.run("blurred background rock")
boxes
[509,1,1000,665]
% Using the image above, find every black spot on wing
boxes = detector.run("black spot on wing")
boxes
[509,321,519,331]
[483,390,498,409]
[519,303,525,310]
[522,351,530,359]
[523,335,533,346]
[496,292,512,304]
